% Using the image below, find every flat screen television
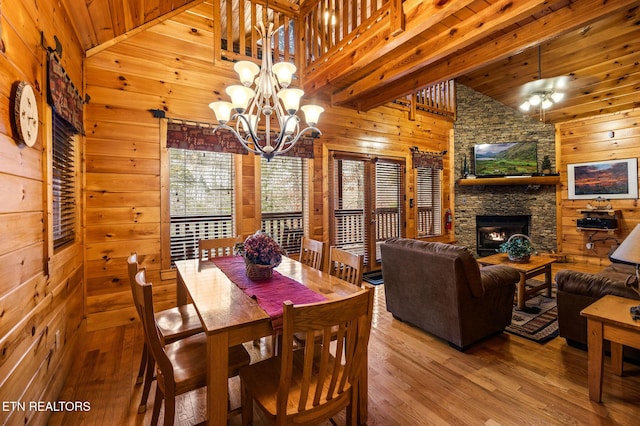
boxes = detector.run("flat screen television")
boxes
[474,141,538,176]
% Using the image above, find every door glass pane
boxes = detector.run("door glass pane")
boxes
[333,159,366,258]
[416,167,442,236]
[375,162,402,260]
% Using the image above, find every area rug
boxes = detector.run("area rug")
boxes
[363,271,384,285]
[505,294,558,344]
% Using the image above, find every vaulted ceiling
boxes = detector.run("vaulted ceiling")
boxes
[61,0,640,124]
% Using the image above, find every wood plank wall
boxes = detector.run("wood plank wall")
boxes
[83,8,453,330]
[556,109,640,265]
[0,1,85,424]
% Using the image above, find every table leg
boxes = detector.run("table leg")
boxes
[177,272,187,307]
[587,318,604,402]
[544,265,552,297]
[611,341,624,376]
[516,272,526,310]
[207,332,229,426]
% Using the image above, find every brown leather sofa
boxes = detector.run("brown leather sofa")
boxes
[380,238,520,351]
[555,262,639,356]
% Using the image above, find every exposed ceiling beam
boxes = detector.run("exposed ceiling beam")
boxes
[329,0,551,107]
[348,0,639,111]
[85,0,207,58]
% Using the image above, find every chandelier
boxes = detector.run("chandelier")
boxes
[519,45,565,121]
[209,21,324,161]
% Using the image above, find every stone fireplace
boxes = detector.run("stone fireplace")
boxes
[476,215,530,257]
[452,84,558,255]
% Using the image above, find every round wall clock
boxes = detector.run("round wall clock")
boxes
[13,81,39,147]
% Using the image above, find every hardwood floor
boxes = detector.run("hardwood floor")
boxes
[49,263,640,425]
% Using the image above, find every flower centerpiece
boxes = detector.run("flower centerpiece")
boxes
[497,234,536,263]
[236,231,283,280]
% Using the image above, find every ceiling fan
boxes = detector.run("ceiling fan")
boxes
[518,45,570,121]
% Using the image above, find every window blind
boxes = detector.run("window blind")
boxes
[332,159,366,253]
[52,113,76,249]
[260,156,308,254]
[375,161,403,241]
[416,167,442,236]
[169,148,235,264]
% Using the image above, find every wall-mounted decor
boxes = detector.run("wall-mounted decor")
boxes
[12,81,39,147]
[568,158,638,200]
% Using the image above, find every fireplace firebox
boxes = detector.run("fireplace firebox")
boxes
[476,215,530,257]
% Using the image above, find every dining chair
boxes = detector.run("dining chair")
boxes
[239,287,375,425]
[133,267,251,425]
[299,237,325,271]
[293,247,363,349]
[328,246,364,286]
[198,236,242,261]
[127,253,204,413]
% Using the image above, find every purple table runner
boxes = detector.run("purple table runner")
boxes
[211,256,327,330]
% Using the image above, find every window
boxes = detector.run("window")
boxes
[260,156,307,254]
[416,167,442,236]
[169,149,235,264]
[52,113,76,249]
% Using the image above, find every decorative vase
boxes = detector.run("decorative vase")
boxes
[243,256,278,281]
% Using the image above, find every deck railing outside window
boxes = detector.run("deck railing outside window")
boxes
[170,214,234,264]
[261,212,304,255]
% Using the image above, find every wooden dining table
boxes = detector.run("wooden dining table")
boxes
[175,256,369,425]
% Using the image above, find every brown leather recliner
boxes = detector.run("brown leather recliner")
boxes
[380,238,520,351]
[555,262,640,357]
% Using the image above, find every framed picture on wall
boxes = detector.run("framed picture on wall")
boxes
[567,158,638,200]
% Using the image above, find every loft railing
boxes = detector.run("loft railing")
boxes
[213,1,451,117]
[300,0,391,67]
[393,81,456,120]
[215,0,298,65]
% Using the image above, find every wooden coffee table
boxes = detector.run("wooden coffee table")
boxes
[477,253,556,311]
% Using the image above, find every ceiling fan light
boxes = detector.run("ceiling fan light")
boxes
[519,101,531,112]
[529,94,541,106]
[541,99,553,110]
[551,91,564,103]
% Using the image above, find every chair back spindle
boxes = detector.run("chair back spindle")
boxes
[299,237,325,271]
[328,247,364,286]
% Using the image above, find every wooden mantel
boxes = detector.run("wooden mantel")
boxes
[457,176,560,186]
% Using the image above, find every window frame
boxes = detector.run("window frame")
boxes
[50,111,78,252]
[259,155,309,255]
[415,166,443,237]
[166,147,237,266]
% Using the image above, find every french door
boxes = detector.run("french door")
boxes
[329,152,405,271]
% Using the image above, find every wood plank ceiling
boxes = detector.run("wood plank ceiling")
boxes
[61,0,640,124]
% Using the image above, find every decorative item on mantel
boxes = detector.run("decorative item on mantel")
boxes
[235,231,283,280]
[462,154,469,177]
[498,234,536,263]
[540,155,552,175]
